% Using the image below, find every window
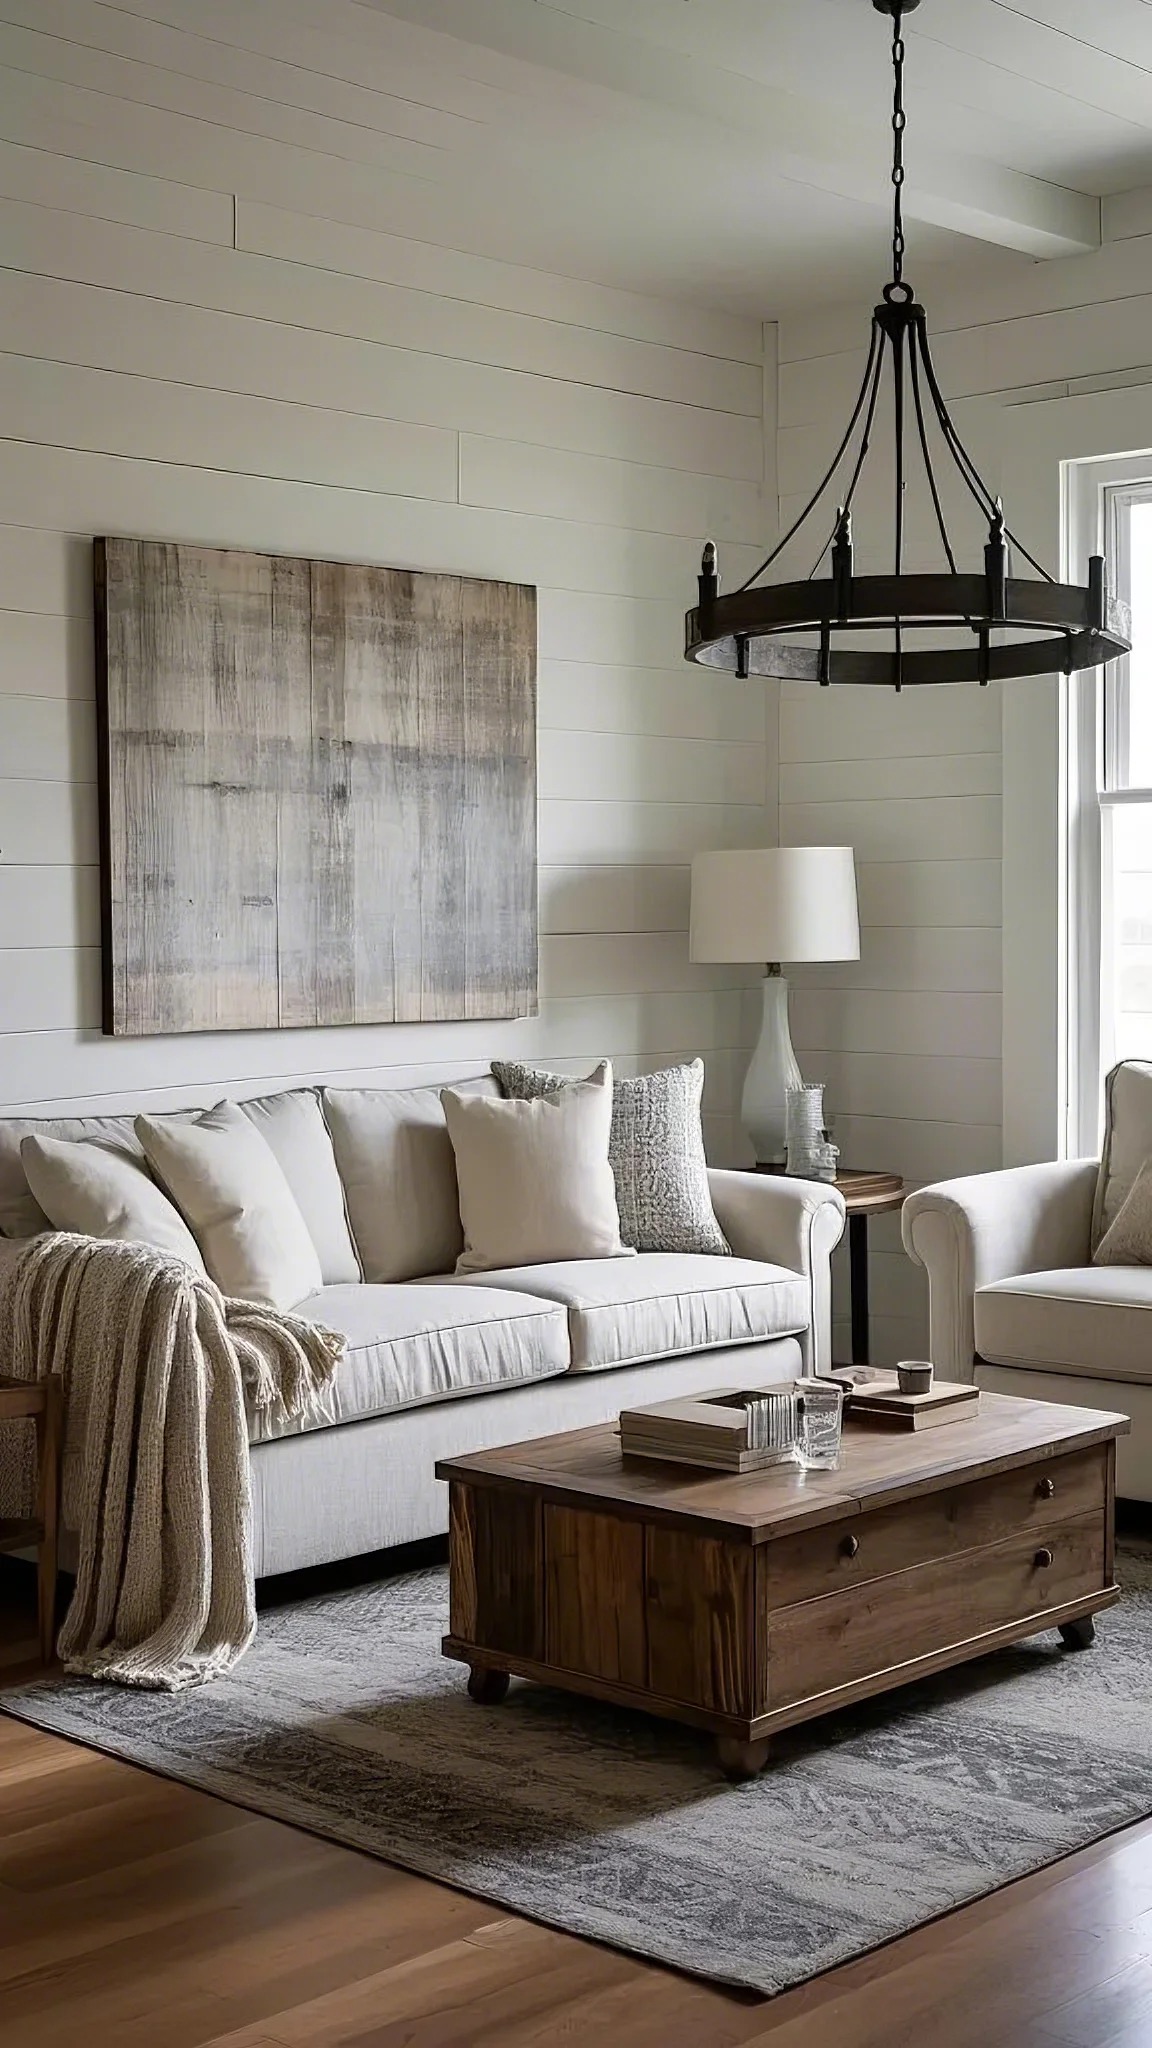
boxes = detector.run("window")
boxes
[1066,462,1152,1154]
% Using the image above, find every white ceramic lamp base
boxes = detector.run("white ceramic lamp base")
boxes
[741,971,802,1166]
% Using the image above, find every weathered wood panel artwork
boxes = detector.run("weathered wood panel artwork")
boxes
[95,538,538,1036]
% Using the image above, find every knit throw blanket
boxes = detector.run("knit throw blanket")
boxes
[0,1233,344,1692]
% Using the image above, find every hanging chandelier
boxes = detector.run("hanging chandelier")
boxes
[685,0,1131,690]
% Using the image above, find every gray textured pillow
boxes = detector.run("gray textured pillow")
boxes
[492,1057,729,1256]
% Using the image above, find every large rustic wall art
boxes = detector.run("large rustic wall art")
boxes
[94,538,538,1037]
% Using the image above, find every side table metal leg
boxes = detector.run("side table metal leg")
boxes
[849,1212,871,1366]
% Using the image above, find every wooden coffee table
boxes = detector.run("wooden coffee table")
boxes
[437,1393,1129,1778]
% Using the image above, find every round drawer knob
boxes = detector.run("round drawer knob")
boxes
[1034,1547,1054,1569]
[840,1534,860,1560]
[1037,1477,1056,1499]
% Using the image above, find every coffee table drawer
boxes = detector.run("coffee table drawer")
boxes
[762,1444,1106,1610]
[768,1510,1105,1711]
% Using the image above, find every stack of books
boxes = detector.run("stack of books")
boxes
[618,1388,800,1473]
[830,1367,978,1432]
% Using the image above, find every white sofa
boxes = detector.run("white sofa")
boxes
[0,1077,846,1577]
[903,1078,1151,1499]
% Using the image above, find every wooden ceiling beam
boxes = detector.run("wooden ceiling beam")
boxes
[365,0,1101,259]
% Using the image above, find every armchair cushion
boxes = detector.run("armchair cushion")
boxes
[975,1266,1152,1383]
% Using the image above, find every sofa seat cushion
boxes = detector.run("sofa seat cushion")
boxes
[436,1253,808,1372]
[251,1282,571,1442]
[975,1267,1152,1384]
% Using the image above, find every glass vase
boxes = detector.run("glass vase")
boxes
[785,1083,826,1179]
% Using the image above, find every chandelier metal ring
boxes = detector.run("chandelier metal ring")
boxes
[685,0,1131,690]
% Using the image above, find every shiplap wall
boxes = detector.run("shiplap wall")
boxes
[777,218,1152,1362]
[0,0,776,1159]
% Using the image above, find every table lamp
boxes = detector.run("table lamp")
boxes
[690,846,860,1166]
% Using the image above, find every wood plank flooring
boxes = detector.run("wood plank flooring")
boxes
[4,1566,1152,2046]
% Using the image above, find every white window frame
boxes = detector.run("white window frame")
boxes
[1064,457,1152,1158]
[998,383,1152,1169]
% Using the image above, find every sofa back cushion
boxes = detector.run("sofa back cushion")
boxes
[1092,1059,1152,1253]
[241,1089,360,1284]
[323,1077,498,1282]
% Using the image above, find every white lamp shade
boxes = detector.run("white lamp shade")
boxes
[690,846,860,965]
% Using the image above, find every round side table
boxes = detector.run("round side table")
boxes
[832,1170,906,1365]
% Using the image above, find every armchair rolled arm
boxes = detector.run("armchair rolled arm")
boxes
[902,1160,1098,1385]
[708,1170,847,1377]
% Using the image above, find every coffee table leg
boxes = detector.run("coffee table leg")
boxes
[1059,1615,1096,1650]
[716,1736,770,1781]
[467,1663,510,1705]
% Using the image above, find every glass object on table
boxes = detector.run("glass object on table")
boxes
[785,1083,839,1181]
[794,1378,844,1470]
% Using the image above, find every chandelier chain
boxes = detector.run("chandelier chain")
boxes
[890,6,906,285]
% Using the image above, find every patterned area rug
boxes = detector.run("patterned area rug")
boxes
[6,1550,1152,1997]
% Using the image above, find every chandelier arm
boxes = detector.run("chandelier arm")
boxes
[836,321,888,522]
[734,318,883,594]
[807,528,835,580]
[914,322,1000,525]
[908,321,958,575]
[806,327,889,580]
[999,523,1057,586]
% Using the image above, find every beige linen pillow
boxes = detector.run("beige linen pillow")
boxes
[441,1061,629,1274]
[1094,1159,1152,1266]
[20,1133,206,1269]
[136,1101,323,1309]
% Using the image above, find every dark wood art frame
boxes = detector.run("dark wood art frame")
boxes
[94,538,538,1038]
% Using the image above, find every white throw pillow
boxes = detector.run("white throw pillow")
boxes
[1094,1159,1152,1266]
[136,1101,323,1309]
[20,1133,206,1269]
[441,1061,629,1274]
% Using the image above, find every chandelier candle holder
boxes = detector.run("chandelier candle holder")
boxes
[685,0,1131,691]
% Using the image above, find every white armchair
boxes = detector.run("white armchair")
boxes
[903,1157,1152,1499]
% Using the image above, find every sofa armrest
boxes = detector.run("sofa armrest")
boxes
[902,1160,1098,1385]
[708,1170,846,1377]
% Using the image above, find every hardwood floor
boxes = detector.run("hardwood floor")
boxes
[4,1565,1152,2047]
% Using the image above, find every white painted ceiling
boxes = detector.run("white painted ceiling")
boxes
[347,0,1152,314]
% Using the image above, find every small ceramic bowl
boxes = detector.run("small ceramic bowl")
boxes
[897,1360,934,1395]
